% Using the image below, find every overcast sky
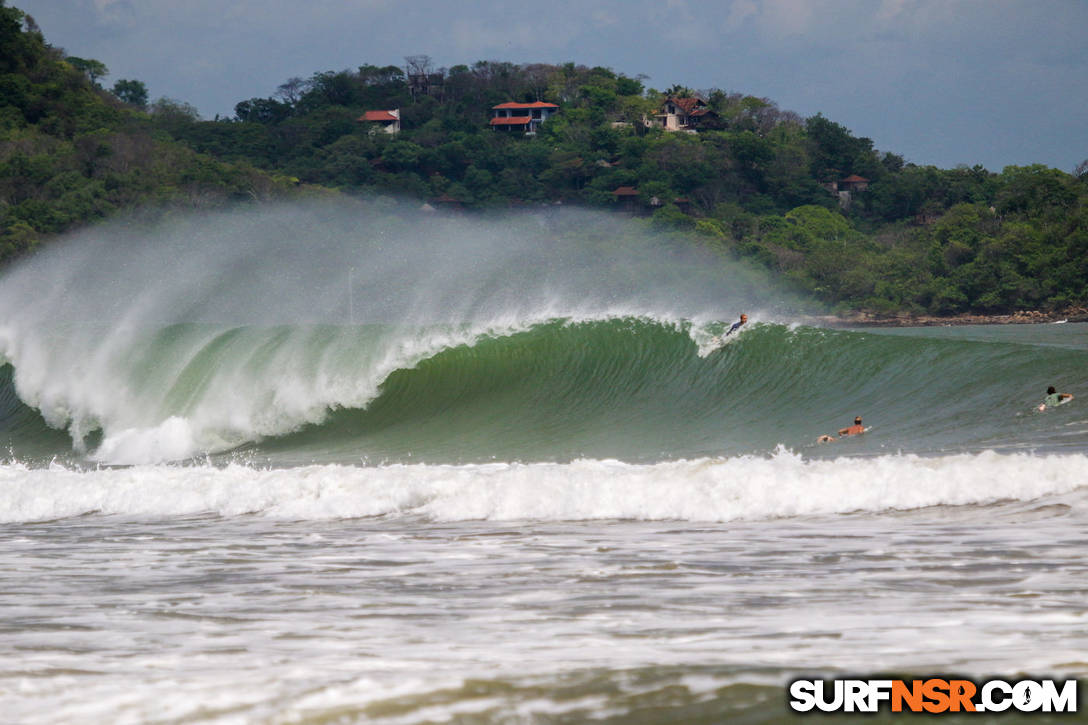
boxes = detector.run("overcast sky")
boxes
[15,0,1087,172]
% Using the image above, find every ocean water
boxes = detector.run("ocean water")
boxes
[1,204,1085,723]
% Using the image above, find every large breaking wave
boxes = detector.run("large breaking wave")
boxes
[0,314,1085,465]
[0,200,1085,465]
[0,201,1085,523]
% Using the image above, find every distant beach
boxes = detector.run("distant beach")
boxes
[819,306,1088,327]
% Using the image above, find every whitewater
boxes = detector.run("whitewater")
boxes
[1,202,1085,723]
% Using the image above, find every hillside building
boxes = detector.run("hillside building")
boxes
[489,101,559,134]
[358,109,400,134]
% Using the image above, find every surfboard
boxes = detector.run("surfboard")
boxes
[706,333,739,353]
[1037,398,1072,412]
[709,322,748,348]
[816,426,870,443]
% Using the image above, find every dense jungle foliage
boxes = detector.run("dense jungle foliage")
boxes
[0,2,297,261]
[2,2,1085,315]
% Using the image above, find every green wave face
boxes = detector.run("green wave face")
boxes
[253,319,1088,464]
[4,317,1084,466]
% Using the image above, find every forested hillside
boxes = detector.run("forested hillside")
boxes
[2,1,1085,316]
[0,1,296,261]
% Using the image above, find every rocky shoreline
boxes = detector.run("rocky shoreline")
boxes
[813,306,1088,328]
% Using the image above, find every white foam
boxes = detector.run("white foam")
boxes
[89,416,197,465]
[1,449,1085,524]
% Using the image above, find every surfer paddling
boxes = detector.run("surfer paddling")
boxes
[817,416,867,443]
[1037,386,1073,411]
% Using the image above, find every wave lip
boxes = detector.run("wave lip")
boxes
[2,449,1085,524]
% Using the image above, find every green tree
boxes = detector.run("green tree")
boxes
[996,165,1077,216]
[0,0,39,73]
[66,56,108,85]
[112,79,148,108]
[615,75,644,96]
[234,97,291,124]
[804,113,879,181]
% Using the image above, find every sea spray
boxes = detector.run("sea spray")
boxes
[0,201,791,462]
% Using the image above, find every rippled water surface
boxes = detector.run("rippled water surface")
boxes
[4,488,1088,724]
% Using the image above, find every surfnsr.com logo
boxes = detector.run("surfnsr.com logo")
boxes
[789,678,1078,714]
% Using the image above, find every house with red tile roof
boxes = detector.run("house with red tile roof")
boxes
[489,101,559,134]
[611,185,639,211]
[839,174,870,192]
[822,174,872,209]
[656,97,715,132]
[358,109,400,134]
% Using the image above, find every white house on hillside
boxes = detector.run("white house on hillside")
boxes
[656,97,714,132]
[489,102,558,134]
